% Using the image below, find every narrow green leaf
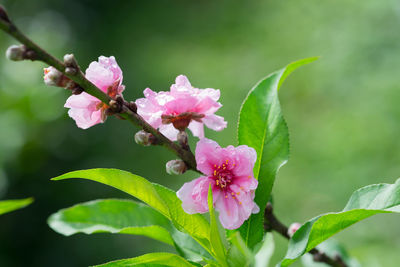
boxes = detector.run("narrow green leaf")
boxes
[93,252,196,267]
[254,233,274,267]
[227,232,254,267]
[0,198,33,216]
[52,169,212,255]
[208,185,228,266]
[281,178,400,266]
[238,57,318,248]
[48,199,174,245]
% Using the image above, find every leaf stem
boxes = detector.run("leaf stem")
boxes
[263,203,348,267]
[0,7,200,173]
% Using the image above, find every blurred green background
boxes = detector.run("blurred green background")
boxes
[1,0,400,266]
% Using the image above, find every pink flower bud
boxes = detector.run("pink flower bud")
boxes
[43,67,75,88]
[166,160,187,175]
[288,222,302,237]
[134,130,152,146]
[43,67,62,86]
[6,45,24,61]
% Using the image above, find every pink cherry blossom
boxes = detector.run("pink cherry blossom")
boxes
[64,56,124,129]
[177,138,259,229]
[136,75,227,140]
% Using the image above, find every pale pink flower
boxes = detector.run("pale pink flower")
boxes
[64,56,124,129]
[177,138,259,229]
[136,75,227,140]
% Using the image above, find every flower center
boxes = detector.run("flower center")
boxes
[212,159,235,190]
[161,112,205,131]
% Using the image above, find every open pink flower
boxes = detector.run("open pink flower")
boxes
[64,56,124,129]
[136,75,227,140]
[177,138,259,229]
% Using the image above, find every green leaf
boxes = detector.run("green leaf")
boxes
[49,198,212,262]
[170,229,214,262]
[207,185,227,266]
[254,233,274,267]
[52,169,212,255]
[48,199,174,245]
[227,232,254,267]
[0,198,33,216]
[237,57,318,248]
[281,178,400,266]
[93,252,196,267]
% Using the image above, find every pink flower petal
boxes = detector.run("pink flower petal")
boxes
[215,194,240,229]
[188,121,204,139]
[195,138,223,175]
[85,56,124,93]
[203,114,227,131]
[231,145,257,177]
[159,124,179,141]
[193,96,221,114]
[170,75,193,93]
[67,106,103,129]
[64,93,98,109]
[177,176,213,214]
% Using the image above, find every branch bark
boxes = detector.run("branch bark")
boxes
[264,203,348,267]
[0,6,199,173]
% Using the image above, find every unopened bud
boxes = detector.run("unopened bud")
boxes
[287,222,301,237]
[166,159,187,175]
[134,130,152,146]
[65,67,77,75]
[6,45,24,61]
[43,66,63,86]
[0,5,10,23]
[63,54,78,69]
[43,66,75,88]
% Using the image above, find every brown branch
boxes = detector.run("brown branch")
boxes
[264,203,348,267]
[0,5,200,173]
